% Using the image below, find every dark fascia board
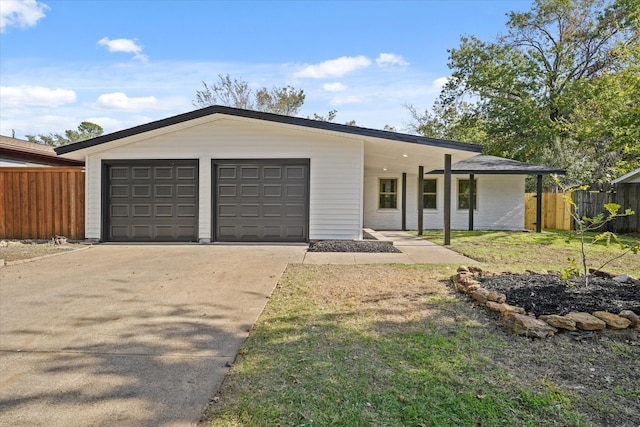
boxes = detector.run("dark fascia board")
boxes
[0,147,85,166]
[55,105,484,155]
[427,155,565,175]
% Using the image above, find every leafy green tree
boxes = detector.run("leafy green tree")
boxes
[414,0,639,185]
[194,74,305,116]
[27,121,104,147]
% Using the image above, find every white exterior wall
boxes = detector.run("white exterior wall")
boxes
[84,118,363,241]
[363,172,526,231]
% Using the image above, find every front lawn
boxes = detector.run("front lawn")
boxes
[419,230,640,277]
[202,262,639,426]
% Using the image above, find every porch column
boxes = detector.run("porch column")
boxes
[536,174,543,233]
[417,166,424,235]
[468,173,475,231]
[444,154,452,245]
[402,172,407,230]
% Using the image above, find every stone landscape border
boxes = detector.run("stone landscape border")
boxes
[451,266,640,338]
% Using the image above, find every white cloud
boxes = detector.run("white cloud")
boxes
[0,0,49,33]
[98,37,148,62]
[376,53,409,67]
[95,92,159,111]
[294,56,371,79]
[329,95,364,106]
[323,82,347,92]
[0,85,76,107]
[432,76,449,90]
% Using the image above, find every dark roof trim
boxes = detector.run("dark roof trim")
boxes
[0,146,85,167]
[55,105,483,155]
[427,155,565,175]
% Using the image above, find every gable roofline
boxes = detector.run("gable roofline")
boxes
[611,168,640,184]
[426,155,565,175]
[55,105,483,155]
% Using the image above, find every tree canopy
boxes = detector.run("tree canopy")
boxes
[27,121,104,147]
[411,0,639,185]
[194,74,306,116]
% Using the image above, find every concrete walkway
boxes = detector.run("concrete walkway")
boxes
[303,230,476,265]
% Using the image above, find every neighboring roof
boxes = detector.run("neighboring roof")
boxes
[611,168,640,184]
[55,105,483,155]
[427,155,565,175]
[0,136,84,167]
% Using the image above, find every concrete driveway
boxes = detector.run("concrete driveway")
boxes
[0,244,306,427]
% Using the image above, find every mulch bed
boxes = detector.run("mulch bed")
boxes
[480,273,640,316]
[308,240,401,253]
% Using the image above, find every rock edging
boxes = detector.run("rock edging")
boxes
[451,266,639,338]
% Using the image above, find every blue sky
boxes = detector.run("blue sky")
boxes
[0,0,529,139]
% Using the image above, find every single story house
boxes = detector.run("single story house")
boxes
[55,106,562,243]
[0,136,84,167]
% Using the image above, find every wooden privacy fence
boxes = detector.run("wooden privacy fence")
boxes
[524,192,573,231]
[573,184,640,234]
[0,167,85,240]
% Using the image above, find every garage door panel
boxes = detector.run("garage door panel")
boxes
[177,204,197,217]
[111,205,129,217]
[177,166,197,179]
[111,185,129,197]
[105,160,198,242]
[132,167,151,179]
[213,159,309,242]
[133,185,151,197]
[240,184,259,197]
[155,167,173,179]
[263,167,282,179]
[263,185,282,197]
[177,184,196,197]
[154,185,173,197]
[241,167,259,179]
[132,205,151,217]
[110,167,129,180]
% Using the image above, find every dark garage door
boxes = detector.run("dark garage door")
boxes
[212,159,309,242]
[104,160,199,242]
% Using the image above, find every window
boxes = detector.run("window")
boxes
[457,178,478,210]
[422,178,437,209]
[379,178,397,209]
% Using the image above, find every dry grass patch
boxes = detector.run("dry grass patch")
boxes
[203,264,639,426]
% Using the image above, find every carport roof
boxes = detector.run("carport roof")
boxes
[55,105,483,155]
[427,155,565,175]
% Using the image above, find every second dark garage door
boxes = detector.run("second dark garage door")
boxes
[212,159,309,242]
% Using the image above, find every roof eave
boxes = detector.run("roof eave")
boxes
[55,105,483,155]
[426,169,566,175]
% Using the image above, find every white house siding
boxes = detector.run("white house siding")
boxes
[84,118,363,241]
[363,172,525,231]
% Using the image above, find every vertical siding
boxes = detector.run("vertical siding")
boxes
[84,119,363,241]
[364,173,525,231]
[0,167,85,240]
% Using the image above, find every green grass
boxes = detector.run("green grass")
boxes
[417,230,640,276]
[202,232,639,426]
[201,264,635,427]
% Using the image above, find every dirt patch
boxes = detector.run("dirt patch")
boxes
[480,273,640,315]
[0,240,86,263]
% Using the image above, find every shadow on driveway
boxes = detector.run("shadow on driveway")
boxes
[0,245,305,426]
